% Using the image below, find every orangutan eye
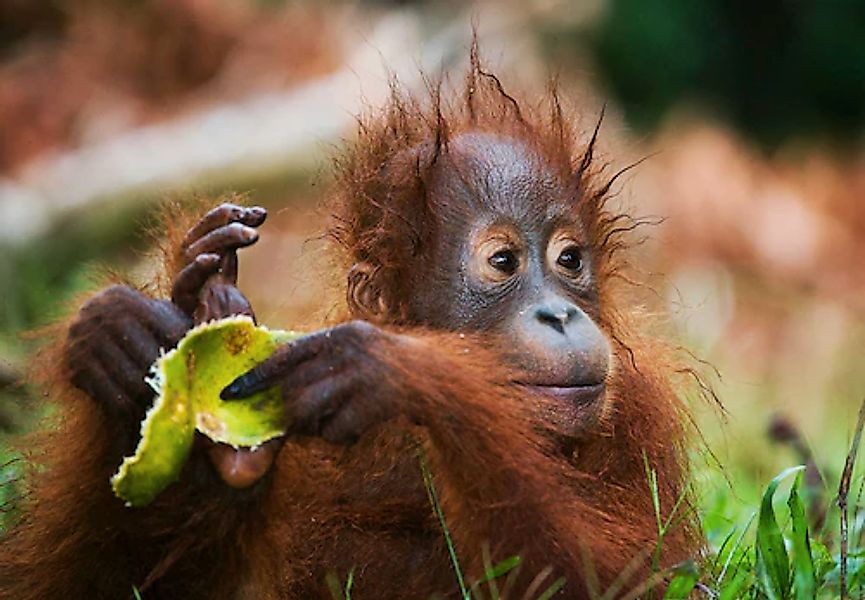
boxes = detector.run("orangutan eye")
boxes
[488,249,519,274]
[557,246,583,271]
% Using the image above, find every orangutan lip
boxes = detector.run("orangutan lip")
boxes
[520,383,606,405]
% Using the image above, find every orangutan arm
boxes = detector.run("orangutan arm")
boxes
[222,321,660,597]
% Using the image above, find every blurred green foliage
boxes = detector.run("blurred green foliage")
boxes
[0,200,146,433]
[697,456,865,599]
[589,0,865,149]
[0,203,150,337]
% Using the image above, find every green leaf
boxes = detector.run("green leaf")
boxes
[809,540,835,581]
[787,472,816,600]
[718,567,752,600]
[755,465,805,600]
[663,560,699,599]
[111,316,299,507]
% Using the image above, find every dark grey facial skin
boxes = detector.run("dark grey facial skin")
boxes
[405,133,612,434]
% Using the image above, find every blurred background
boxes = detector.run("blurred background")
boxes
[1,0,864,544]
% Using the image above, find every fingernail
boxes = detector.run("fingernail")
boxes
[221,378,243,400]
[244,207,267,226]
[196,253,220,265]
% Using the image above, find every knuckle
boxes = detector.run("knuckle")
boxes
[88,285,141,313]
[216,202,242,216]
[78,285,136,322]
[152,299,190,331]
[67,316,88,338]
[345,320,377,339]
[178,254,219,279]
[101,284,138,302]
[117,314,156,347]
[194,252,220,266]
[225,222,248,236]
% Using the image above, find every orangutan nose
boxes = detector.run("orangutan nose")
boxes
[534,299,578,334]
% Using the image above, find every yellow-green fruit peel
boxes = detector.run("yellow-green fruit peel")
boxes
[111,316,299,507]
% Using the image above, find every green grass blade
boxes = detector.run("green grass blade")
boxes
[787,472,816,599]
[325,572,344,600]
[643,452,666,574]
[663,560,699,599]
[473,552,521,597]
[535,576,566,600]
[718,567,752,600]
[717,511,756,587]
[711,524,739,576]
[756,465,805,600]
[344,567,354,600]
[420,452,470,600]
[482,555,521,582]
[345,567,354,600]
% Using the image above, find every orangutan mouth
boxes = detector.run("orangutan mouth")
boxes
[520,382,606,406]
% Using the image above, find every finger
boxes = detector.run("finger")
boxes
[183,204,245,247]
[182,204,267,249]
[184,223,259,261]
[67,315,101,346]
[195,283,255,324]
[320,402,364,445]
[76,288,132,327]
[288,372,353,436]
[221,250,238,284]
[279,357,347,393]
[241,206,267,227]
[110,317,161,373]
[95,337,153,405]
[220,333,328,400]
[171,253,221,315]
[141,299,193,346]
[70,361,139,423]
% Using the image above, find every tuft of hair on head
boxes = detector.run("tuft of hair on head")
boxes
[326,41,640,324]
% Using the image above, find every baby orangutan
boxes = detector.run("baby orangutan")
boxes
[0,57,699,599]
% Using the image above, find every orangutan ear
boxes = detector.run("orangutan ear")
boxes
[347,262,390,321]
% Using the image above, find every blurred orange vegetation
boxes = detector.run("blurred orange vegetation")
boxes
[648,125,865,304]
[634,121,865,437]
[0,0,343,174]
[1,0,862,442]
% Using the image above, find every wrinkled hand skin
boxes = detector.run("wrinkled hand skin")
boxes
[66,203,267,459]
[223,320,410,447]
[67,287,192,443]
[171,203,267,323]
